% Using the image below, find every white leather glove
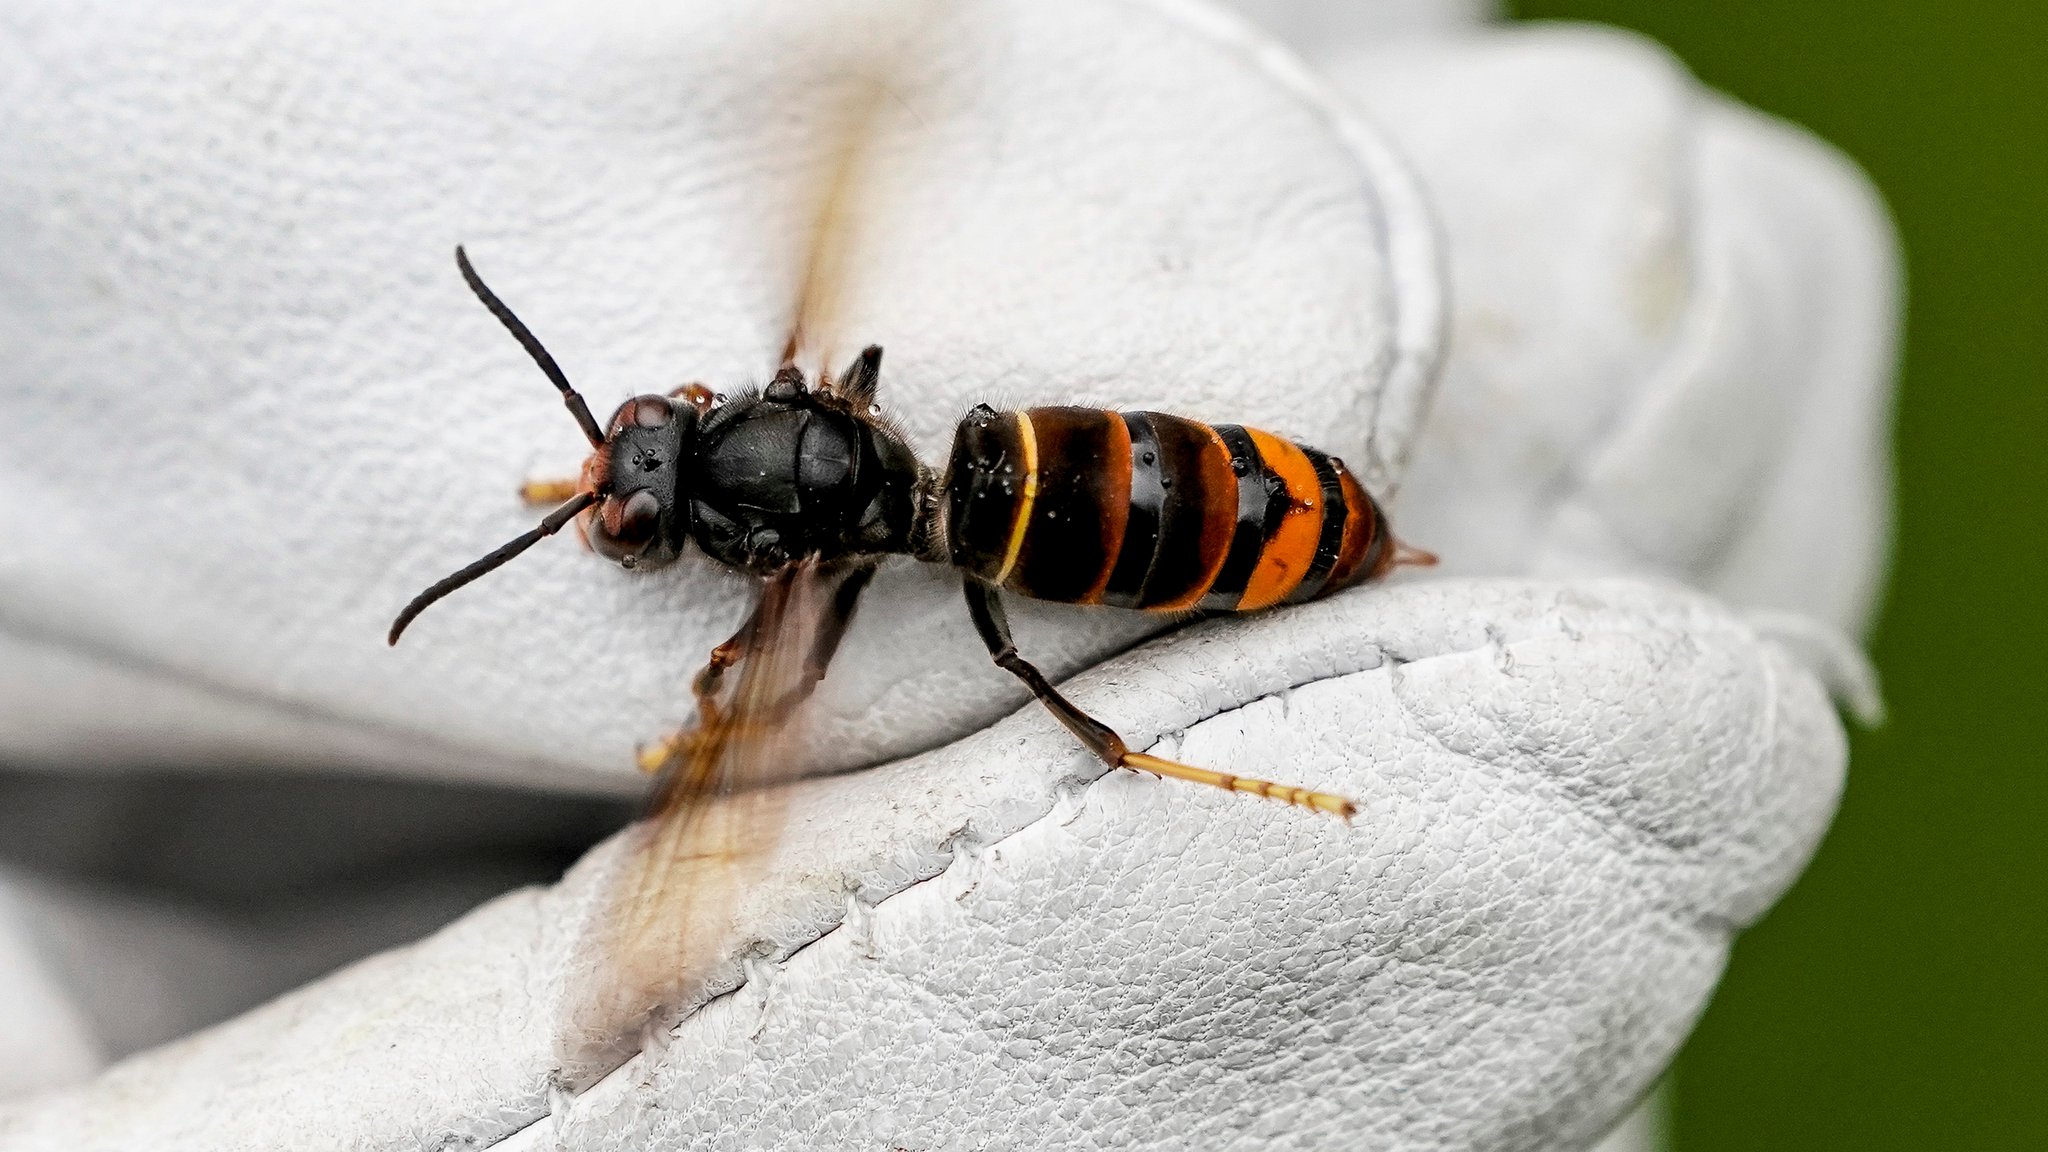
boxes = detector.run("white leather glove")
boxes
[0,0,1893,1148]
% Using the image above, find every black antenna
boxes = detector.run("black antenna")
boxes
[456,245,606,448]
[388,490,598,645]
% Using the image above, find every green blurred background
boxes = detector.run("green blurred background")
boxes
[1506,2,2047,1148]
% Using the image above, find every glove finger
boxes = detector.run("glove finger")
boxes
[0,0,1442,788]
[1335,28,1898,635]
[1,577,1845,1152]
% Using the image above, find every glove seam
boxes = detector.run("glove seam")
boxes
[519,585,1777,1144]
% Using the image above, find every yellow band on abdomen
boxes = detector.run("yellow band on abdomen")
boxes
[990,410,1039,586]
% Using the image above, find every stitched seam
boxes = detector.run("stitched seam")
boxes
[519,626,1676,1143]
[498,635,1498,1144]
[506,598,1786,1143]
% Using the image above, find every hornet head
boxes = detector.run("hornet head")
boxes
[388,247,706,645]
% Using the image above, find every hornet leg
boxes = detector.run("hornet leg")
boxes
[635,586,772,774]
[739,560,878,725]
[637,564,878,774]
[962,578,1355,818]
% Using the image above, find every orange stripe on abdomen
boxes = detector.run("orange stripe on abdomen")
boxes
[945,406,1395,612]
[1235,429,1325,610]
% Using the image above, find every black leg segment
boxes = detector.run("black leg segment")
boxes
[961,577,1358,818]
[964,576,1131,764]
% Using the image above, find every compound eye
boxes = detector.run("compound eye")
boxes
[612,489,662,548]
[609,394,676,433]
[632,396,672,429]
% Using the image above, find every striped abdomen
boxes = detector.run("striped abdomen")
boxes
[944,405,1394,612]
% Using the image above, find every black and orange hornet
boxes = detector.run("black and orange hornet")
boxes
[390,247,1431,819]
[384,47,1433,1072]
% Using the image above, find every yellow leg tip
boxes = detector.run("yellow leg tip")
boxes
[520,477,583,506]
[1311,793,1359,820]
[1120,752,1356,820]
[635,739,676,775]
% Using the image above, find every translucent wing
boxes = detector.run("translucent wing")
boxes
[774,0,950,378]
[555,560,846,1086]
[554,1,937,1085]
[777,66,892,376]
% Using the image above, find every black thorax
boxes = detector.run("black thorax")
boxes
[682,384,927,574]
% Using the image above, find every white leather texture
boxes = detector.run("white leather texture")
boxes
[1335,26,1896,636]
[4,579,1843,1151]
[0,0,1440,790]
[0,0,1896,1148]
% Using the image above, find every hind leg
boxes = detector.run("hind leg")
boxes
[962,578,1355,818]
